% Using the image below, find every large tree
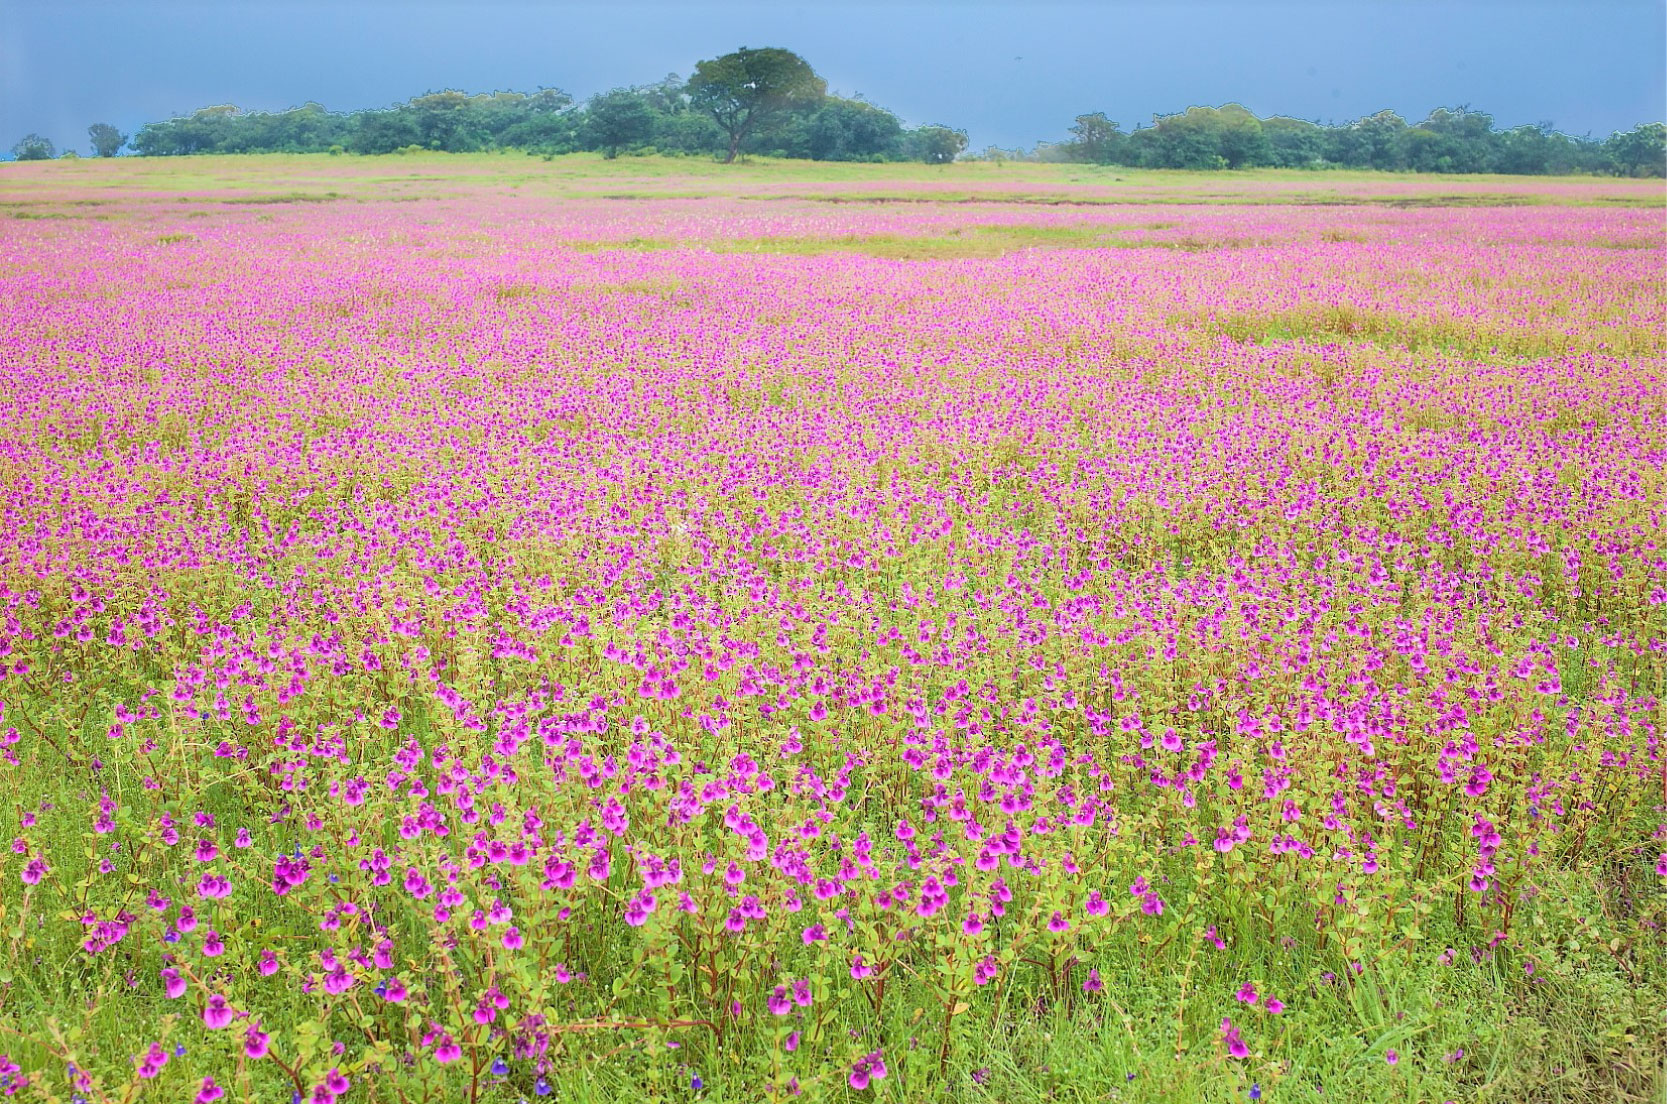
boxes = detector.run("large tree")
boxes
[88,122,127,157]
[11,133,56,161]
[1605,122,1666,177]
[582,89,656,159]
[906,124,968,165]
[1066,112,1122,164]
[687,47,825,163]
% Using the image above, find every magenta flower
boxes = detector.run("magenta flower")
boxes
[1221,1018,1249,1059]
[203,993,236,1029]
[136,1042,168,1078]
[849,1050,887,1090]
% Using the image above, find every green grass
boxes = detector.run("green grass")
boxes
[1,152,1661,214]
[4,739,1660,1104]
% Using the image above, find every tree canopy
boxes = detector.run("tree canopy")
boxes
[583,89,657,159]
[11,133,55,161]
[686,47,826,163]
[87,123,126,158]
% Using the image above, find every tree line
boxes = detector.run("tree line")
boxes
[8,47,1664,176]
[44,49,969,165]
[1046,105,1664,177]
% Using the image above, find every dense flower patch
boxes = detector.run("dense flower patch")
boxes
[0,174,1662,1102]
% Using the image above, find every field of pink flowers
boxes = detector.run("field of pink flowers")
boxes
[0,159,1663,1103]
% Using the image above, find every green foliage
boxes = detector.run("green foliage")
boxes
[11,133,56,161]
[79,62,1667,178]
[583,89,658,158]
[87,122,127,158]
[1065,112,1121,165]
[797,97,905,161]
[907,124,969,165]
[687,46,827,162]
[1053,103,1661,177]
[1606,122,1667,177]
[1261,116,1327,168]
[1127,104,1270,170]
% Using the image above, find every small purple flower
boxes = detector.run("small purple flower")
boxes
[203,993,235,1030]
[1221,1017,1249,1059]
[849,1050,887,1090]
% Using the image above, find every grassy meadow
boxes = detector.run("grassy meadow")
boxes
[0,153,1663,1104]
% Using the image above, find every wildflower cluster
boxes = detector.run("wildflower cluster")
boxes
[0,167,1661,1100]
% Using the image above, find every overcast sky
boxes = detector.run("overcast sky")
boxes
[3,1,1663,156]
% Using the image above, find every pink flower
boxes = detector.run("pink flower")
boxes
[136,1042,168,1078]
[849,1050,887,1090]
[203,993,236,1029]
[1221,1017,1249,1059]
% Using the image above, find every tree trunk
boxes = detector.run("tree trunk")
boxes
[725,132,740,164]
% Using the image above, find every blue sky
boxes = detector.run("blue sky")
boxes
[3,1,1663,155]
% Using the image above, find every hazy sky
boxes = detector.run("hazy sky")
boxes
[3,1,1663,156]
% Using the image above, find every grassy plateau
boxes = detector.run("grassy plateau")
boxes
[0,153,1663,1104]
